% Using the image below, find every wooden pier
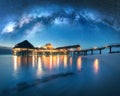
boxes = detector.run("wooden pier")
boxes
[13,40,120,56]
[71,44,120,55]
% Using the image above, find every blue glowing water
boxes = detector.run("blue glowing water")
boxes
[0,54,120,96]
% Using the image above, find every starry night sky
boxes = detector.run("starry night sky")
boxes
[0,0,120,48]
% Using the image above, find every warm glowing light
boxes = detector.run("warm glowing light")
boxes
[70,57,72,66]
[93,46,97,49]
[41,55,47,67]
[64,55,67,68]
[32,55,35,67]
[13,56,21,71]
[42,55,53,70]
[13,56,18,71]
[93,59,99,73]
[49,55,53,70]
[57,55,60,67]
[105,45,108,48]
[69,48,74,51]
[44,43,53,49]
[37,57,43,76]
[77,47,81,51]
[77,56,82,71]
[52,56,57,68]
[59,55,64,64]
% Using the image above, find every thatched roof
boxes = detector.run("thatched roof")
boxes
[13,40,34,49]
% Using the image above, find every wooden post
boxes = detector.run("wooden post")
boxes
[73,51,75,55]
[109,46,112,53]
[27,48,28,56]
[83,51,85,55]
[99,49,102,54]
[85,50,87,55]
[91,50,93,55]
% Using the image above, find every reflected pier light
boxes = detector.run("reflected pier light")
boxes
[70,56,72,66]
[77,56,82,71]
[57,55,60,67]
[64,55,68,68]
[93,59,99,74]
[13,56,18,71]
[13,55,21,72]
[49,55,53,70]
[32,55,35,68]
[37,56,43,76]
[52,55,57,68]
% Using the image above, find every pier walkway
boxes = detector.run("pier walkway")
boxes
[71,44,120,55]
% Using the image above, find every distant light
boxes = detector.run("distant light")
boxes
[93,46,97,49]
[105,45,108,48]
[69,48,74,51]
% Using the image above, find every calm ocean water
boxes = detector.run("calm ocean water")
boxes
[0,54,120,96]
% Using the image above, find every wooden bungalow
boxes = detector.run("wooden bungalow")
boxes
[13,40,35,56]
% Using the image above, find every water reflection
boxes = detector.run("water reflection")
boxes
[13,56,34,70]
[37,57,43,76]
[77,56,82,71]
[13,55,81,73]
[49,55,52,70]
[70,57,72,66]
[13,56,18,71]
[64,55,68,68]
[32,55,35,68]
[57,55,60,67]
[13,56,22,72]
[93,59,99,74]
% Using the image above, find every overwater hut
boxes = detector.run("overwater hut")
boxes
[13,40,34,56]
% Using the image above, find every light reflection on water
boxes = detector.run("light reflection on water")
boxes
[32,55,35,68]
[13,55,102,74]
[0,55,106,87]
[12,55,101,83]
[13,56,17,71]
[64,55,68,68]
[77,56,82,71]
[93,59,99,74]
[1,54,120,95]
[37,56,43,76]
[70,56,72,66]
[13,55,83,73]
